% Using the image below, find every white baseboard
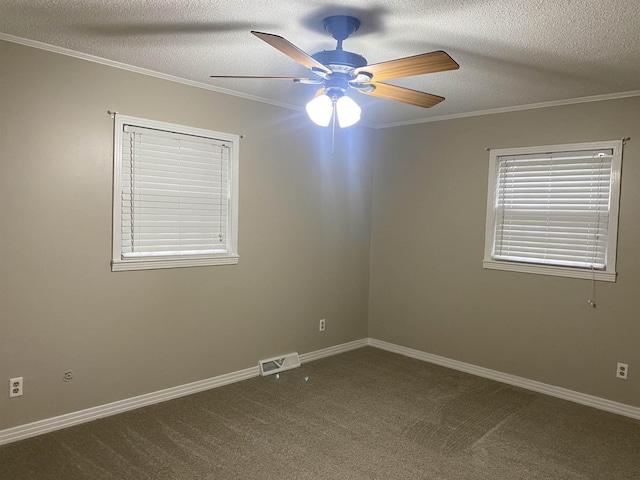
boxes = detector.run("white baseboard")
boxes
[368,338,640,421]
[0,366,260,447]
[3,337,637,446]
[299,338,368,363]
[0,338,367,446]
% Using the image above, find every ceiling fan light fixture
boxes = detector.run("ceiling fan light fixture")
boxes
[212,16,459,129]
[306,93,333,127]
[306,93,361,128]
[335,95,361,128]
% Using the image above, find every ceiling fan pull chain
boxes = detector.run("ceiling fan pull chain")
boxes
[331,105,337,154]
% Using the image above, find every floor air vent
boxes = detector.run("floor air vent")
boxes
[258,352,300,376]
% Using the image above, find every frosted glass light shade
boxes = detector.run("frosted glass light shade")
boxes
[335,95,361,128]
[305,94,333,127]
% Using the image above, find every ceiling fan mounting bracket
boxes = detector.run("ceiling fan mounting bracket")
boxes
[322,15,361,43]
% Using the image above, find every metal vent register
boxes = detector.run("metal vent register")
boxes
[258,352,301,376]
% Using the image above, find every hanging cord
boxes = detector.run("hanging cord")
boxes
[587,150,605,308]
[220,145,230,244]
[588,274,597,308]
[587,138,629,307]
[331,100,337,155]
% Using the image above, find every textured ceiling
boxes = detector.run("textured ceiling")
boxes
[1,0,639,128]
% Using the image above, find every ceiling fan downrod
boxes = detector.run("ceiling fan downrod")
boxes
[312,16,368,75]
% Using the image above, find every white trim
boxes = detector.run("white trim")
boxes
[0,338,367,446]
[111,255,239,271]
[482,140,623,281]
[2,33,639,129]
[367,338,640,420]
[111,114,240,271]
[0,366,258,446]
[0,33,302,113]
[482,260,616,281]
[374,90,640,129]
[3,337,637,446]
[299,338,369,363]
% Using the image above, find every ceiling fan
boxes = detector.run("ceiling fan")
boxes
[210,15,459,127]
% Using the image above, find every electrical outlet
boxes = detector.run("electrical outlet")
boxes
[9,377,23,398]
[617,362,628,380]
[319,319,326,332]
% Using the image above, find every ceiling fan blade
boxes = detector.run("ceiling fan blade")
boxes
[360,82,445,108]
[251,31,332,75]
[209,75,323,85]
[354,51,459,82]
[210,75,311,80]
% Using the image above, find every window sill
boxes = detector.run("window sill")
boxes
[112,255,239,272]
[482,259,616,282]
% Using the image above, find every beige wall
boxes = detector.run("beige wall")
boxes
[0,41,373,429]
[2,38,639,432]
[369,97,640,407]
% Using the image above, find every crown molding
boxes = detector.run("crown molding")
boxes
[374,90,640,129]
[2,33,639,130]
[0,32,303,113]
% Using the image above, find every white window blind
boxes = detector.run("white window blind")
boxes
[112,115,239,271]
[484,141,622,281]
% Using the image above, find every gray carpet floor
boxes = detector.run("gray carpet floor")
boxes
[1,347,639,479]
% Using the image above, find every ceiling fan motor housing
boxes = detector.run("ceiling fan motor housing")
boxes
[312,16,372,92]
[323,75,351,98]
[312,50,368,71]
[314,15,367,76]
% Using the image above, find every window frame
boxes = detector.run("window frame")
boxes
[111,114,239,271]
[483,140,623,282]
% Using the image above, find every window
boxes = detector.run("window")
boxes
[112,114,239,271]
[483,140,623,281]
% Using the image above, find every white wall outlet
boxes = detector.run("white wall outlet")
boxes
[616,362,628,379]
[9,377,23,398]
[319,319,326,332]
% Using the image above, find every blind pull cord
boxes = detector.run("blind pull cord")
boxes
[587,150,603,309]
[588,272,597,308]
